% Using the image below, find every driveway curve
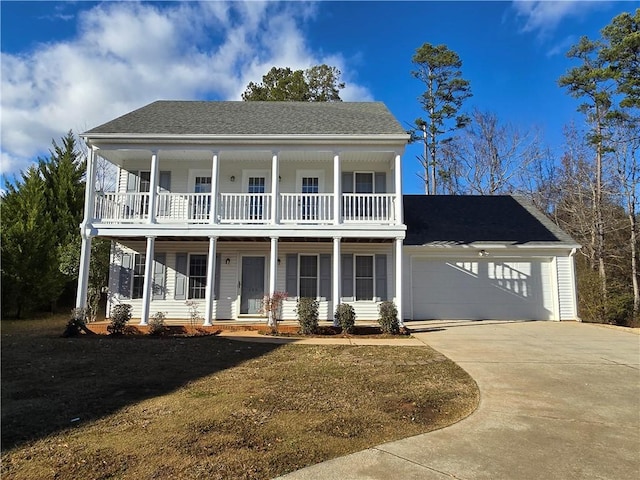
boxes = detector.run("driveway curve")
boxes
[278,320,640,480]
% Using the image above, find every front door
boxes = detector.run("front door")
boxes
[240,256,265,315]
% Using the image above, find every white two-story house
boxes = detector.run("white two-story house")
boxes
[76,101,409,325]
[76,100,581,325]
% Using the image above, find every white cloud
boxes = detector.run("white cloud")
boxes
[511,0,608,37]
[0,1,372,177]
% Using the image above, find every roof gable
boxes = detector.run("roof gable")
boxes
[84,101,408,137]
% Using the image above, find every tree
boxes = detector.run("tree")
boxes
[411,43,472,195]
[39,131,85,244]
[601,9,640,110]
[305,64,345,102]
[1,167,63,317]
[242,65,345,102]
[559,36,613,309]
[441,109,548,195]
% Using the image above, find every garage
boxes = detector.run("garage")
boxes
[409,257,555,320]
[402,195,580,322]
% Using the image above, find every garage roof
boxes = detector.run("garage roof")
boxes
[403,195,577,247]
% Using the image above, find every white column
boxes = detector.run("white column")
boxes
[82,146,98,223]
[271,151,279,224]
[332,237,341,326]
[147,151,160,224]
[395,237,404,327]
[75,234,92,309]
[268,237,278,326]
[204,236,218,325]
[333,152,341,224]
[140,236,155,325]
[210,151,219,225]
[394,153,403,224]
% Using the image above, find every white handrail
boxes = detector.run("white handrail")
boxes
[280,193,334,223]
[219,193,271,223]
[342,193,396,223]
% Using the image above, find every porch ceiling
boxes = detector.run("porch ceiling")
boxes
[95,148,396,167]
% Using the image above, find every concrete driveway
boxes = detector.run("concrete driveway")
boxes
[278,320,640,480]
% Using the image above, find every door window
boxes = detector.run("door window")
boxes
[301,177,319,220]
[248,177,266,219]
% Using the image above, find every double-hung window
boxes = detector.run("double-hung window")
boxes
[299,255,319,298]
[193,176,212,220]
[132,254,146,299]
[188,254,208,299]
[354,255,374,301]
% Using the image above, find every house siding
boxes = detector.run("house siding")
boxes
[556,255,578,320]
[108,240,394,322]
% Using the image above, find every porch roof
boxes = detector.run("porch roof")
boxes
[84,101,409,138]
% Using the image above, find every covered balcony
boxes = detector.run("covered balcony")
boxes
[93,191,398,224]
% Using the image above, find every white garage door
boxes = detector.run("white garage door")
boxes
[411,258,555,320]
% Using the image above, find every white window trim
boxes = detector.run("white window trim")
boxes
[131,252,146,299]
[353,254,376,302]
[298,254,320,299]
[242,170,271,193]
[188,253,208,300]
[296,170,325,193]
[188,169,213,193]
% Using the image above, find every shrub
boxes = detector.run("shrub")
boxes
[378,301,399,334]
[296,297,319,335]
[185,300,203,328]
[149,311,166,336]
[108,304,132,335]
[62,308,88,337]
[334,303,356,333]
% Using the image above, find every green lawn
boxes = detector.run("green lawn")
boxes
[1,315,479,480]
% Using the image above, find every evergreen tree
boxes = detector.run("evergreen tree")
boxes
[242,65,345,102]
[411,43,472,194]
[1,167,63,317]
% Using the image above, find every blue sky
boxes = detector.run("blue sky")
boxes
[1,0,638,193]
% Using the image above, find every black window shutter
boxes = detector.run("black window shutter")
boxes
[174,253,188,300]
[214,253,221,300]
[152,253,166,300]
[286,254,298,297]
[375,172,386,193]
[119,253,133,299]
[341,254,354,298]
[375,254,387,301]
[319,254,331,300]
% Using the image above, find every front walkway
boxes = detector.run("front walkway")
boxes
[277,320,640,480]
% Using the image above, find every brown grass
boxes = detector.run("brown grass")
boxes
[1,314,479,480]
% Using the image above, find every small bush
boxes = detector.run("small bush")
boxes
[296,297,319,335]
[149,311,166,335]
[62,308,88,337]
[334,303,356,334]
[185,300,203,328]
[108,304,132,335]
[378,301,399,334]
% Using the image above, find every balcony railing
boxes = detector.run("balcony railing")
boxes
[280,193,334,223]
[219,193,271,224]
[342,194,395,222]
[94,192,396,225]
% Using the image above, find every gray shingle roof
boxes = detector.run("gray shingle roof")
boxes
[84,101,408,136]
[403,195,578,247]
